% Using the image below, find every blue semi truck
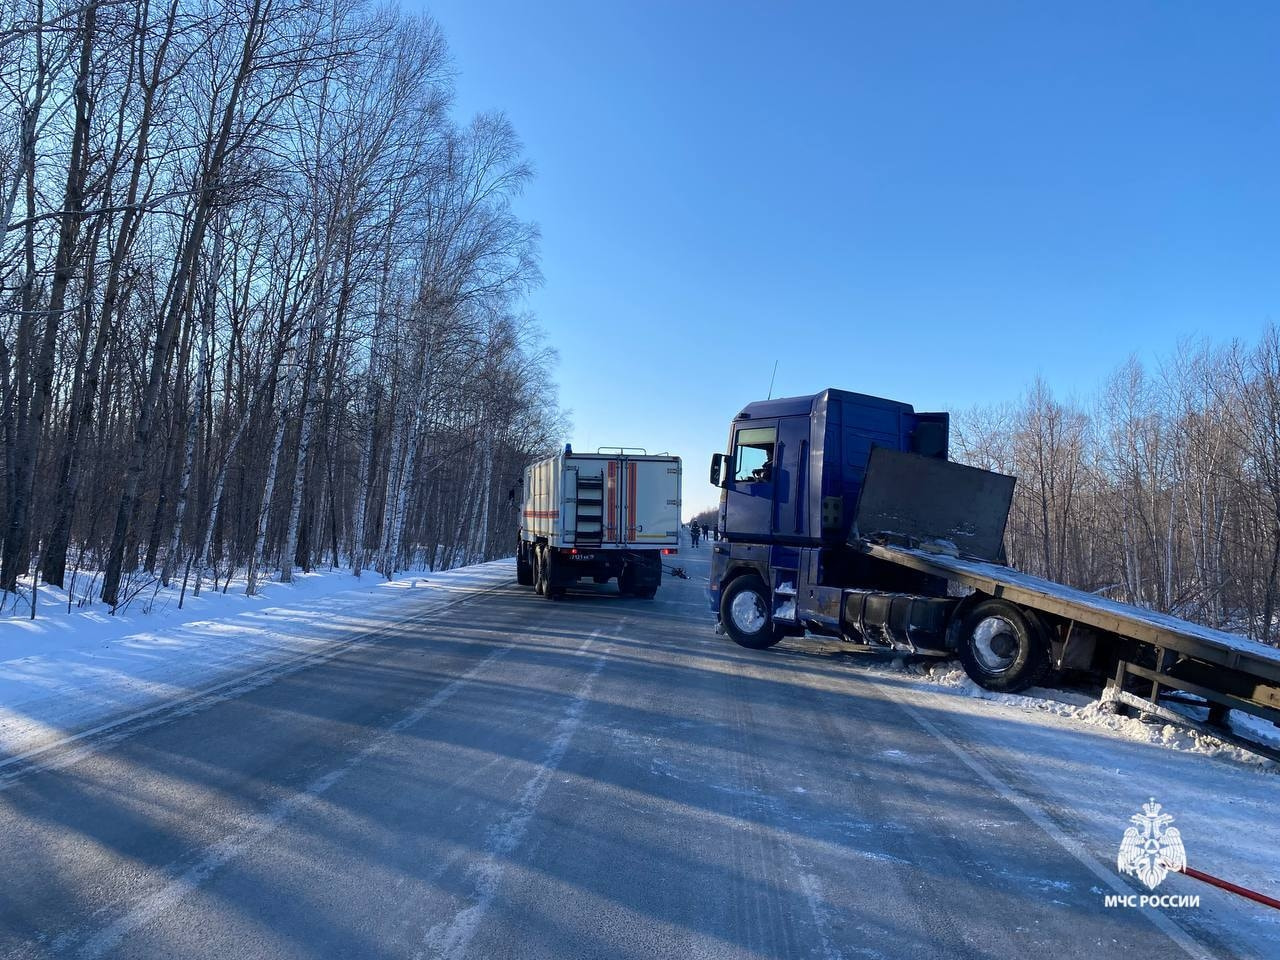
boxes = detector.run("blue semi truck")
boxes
[708,388,1280,757]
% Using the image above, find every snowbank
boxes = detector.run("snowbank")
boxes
[843,654,1279,771]
[0,560,515,758]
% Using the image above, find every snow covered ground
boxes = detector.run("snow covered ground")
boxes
[841,653,1280,769]
[0,560,515,758]
[821,648,1280,955]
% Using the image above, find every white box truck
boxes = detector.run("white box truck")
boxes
[517,447,682,599]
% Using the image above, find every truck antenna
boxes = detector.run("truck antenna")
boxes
[767,360,779,399]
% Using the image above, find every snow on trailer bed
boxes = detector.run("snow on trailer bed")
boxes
[857,541,1280,682]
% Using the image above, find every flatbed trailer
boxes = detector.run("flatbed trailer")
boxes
[858,540,1280,760]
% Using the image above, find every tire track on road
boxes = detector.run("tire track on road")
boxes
[870,677,1214,960]
[722,654,845,960]
[418,623,619,960]
[68,639,517,960]
[0,580,514,791]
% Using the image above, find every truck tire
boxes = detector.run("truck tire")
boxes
[956,599,1050,692]
[516,543,534,586]
[619,558,659,599]
[543,548,565,600]
[720,575,782,649]
[617,564,635,597]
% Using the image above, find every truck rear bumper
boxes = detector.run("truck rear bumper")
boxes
[548,548,663,588]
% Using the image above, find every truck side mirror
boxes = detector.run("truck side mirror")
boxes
[710,453,726,487]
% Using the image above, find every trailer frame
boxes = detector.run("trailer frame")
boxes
[855,539,1280,762]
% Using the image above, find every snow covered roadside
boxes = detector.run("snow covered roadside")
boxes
[845,654,1280,770]
[0,559,515,759]
[835,654,1280,957]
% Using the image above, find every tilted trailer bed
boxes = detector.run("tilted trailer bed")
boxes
[857,538,1280,762]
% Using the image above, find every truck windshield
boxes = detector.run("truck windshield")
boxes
[734,426,776,482]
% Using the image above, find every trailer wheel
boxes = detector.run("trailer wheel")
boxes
[516,543,534,586]
[721,575,782,649]
[957,600,1050,692]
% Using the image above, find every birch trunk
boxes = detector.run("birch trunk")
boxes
[350,347,379,577]
[248,312,312,595]
[383,404,423,577]
[162,224,221,586]
[473,428,494,560]
[376,372,408,576]
[279,268,326,582]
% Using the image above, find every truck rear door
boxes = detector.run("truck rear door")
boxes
[619,457,680,547]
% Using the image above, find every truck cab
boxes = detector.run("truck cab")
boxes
[712,389,948,548]
[709,389,954,638]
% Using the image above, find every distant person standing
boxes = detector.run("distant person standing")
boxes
[690,523,700,547]
[701,523,710,541]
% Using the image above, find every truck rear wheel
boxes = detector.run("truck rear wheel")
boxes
[619,557,659,599]
[956,599,1050,692]
[543,548,565,600]
[516,543,534,586]
[533,546,546,596]
[721,575,782,649]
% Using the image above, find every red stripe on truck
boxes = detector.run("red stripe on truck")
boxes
[627,463,637,542]
[522,510,560,518]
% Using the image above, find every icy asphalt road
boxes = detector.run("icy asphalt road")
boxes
[0,553,1268,959]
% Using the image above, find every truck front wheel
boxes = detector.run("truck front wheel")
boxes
[956,599,1050,692]
[720,575,782,649]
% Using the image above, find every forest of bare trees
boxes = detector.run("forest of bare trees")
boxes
[0,0,563,613]
[954,330,1280,647]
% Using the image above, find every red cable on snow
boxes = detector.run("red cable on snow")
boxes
[1176,865,1280,910]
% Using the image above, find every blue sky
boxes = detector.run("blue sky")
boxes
[421,0,1280,516]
